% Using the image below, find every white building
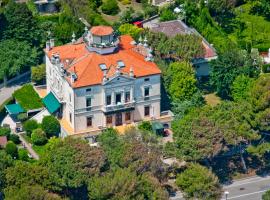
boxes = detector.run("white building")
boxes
[44,26,169,138]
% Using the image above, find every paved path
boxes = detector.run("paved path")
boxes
[16,132,40,160]
[0,85,21,105]
[221,175,270,200]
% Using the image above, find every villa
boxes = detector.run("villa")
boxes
[43,26,172,139]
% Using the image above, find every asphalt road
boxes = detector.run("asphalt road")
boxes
[221,175,270,200]
[170,175,270,200]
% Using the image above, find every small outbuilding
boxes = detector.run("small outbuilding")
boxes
[0,136,8,148]
[152,121,164,135]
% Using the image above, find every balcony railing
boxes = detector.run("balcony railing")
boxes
[103,101,135,114]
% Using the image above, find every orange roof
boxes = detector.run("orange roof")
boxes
[46,35,161,88]
[90,26,114,36]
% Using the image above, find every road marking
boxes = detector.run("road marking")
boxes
[221,189,268,200]
[224,176,270,188]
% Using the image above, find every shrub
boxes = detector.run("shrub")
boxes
[31,128,47,145]
[41,116,60,138]
[18,148,29,161]
[9,134,20,144]
[138,121,152,132]
[31,64,46,85]
[176,163,222,199]
[0,127,11,137]
[23,120,39,136]
[160,9,177,22]
[17,113,28,122]
[101,0,119,15]
[5,141,18,158]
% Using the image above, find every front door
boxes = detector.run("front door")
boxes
[115,113,122,126]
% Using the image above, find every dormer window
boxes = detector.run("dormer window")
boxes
[99,63,107,71]
[117,60,125,68]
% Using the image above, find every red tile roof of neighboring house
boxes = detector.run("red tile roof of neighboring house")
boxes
[90,26,114,36]
[46,35,161,88]
[0,136,7,148]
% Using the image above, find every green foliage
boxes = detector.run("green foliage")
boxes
[4,184,63,200]
[17,113,28,122]
[0,150,13,192]
[2,2,41,45]
[247,143,270,158]
[138,121,152,132]
[13,84,43,111]
[176,163,222,200]
[97,128,125,167]
[88,168,168,200]
[160,8,177,22]
[263,190,270,200]
[31,64,46,85]
[165,62,198,102]
[118,23,143,39]
[5,141,18,158]
[0,126,10,137]
[41,116,60,138]
[9,134,20,144]
[26,0,39,17]
[18,149,29,161]
[231,75,254,101]
[39,137,106,193]
[23,120,39,136]
[210,49,259,98]
[101,0,119,16]
[31,128,47,145]
[0,40,39,83]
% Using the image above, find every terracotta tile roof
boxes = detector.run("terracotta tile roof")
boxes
[90,26,114,36]
[46,35,161,88]
[0,136,7,148]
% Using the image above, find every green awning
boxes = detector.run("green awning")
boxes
[152,122,164,131]
[42,92,61,114]
[5,104,24,115]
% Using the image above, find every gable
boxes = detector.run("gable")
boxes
[103,75,134,86]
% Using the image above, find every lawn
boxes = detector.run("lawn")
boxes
[21,133,47,157]
[229,3,270,51]
[13,84,43,111]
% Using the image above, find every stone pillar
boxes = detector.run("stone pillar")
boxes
[112,91,115,105]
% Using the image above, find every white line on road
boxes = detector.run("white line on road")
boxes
[221,189,268,200]
[224,176,270,188]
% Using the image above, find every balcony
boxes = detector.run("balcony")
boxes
[103,101,135,115]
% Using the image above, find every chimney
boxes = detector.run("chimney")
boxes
[46,41,51,51]
[50,39,55,48]
[129,66,134,77]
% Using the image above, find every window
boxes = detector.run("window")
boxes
[87,116,92,127]
[144,106,150,117]
[125,91,130,103]
[86,97,91,107]
[106,95,112,105]
[116,93,121,104]
[69,112,72,123]
[86,88,91,92]
[106,116,113,125]
[144,87,150,97]
[125,112,131,121]
[144,78,150,82]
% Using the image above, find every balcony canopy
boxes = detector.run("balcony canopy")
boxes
[5,104,24,115]
[42,92,61,114]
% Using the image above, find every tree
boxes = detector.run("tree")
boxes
[176,163,222,200]
[0,150,13,192]
[9,134,20,144]
[41,116,60,138]
[18,149,29,161]
[165,62,198,102]
[0,126,10,137]
[4,184,63,200]
[0,39,38,86]
[210,49,259,98]
[88,168,168,200]
[5,141,18,158]
[231,75,254,102]
[31,128,47,145]
[138,121,152,132]
[118,24,143,39]
[3,2,41,45]
[101,0,119,15]
[39,137,106,196]
[23,119,39,136]
[160,8,177,22]
[31,64,46,85]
